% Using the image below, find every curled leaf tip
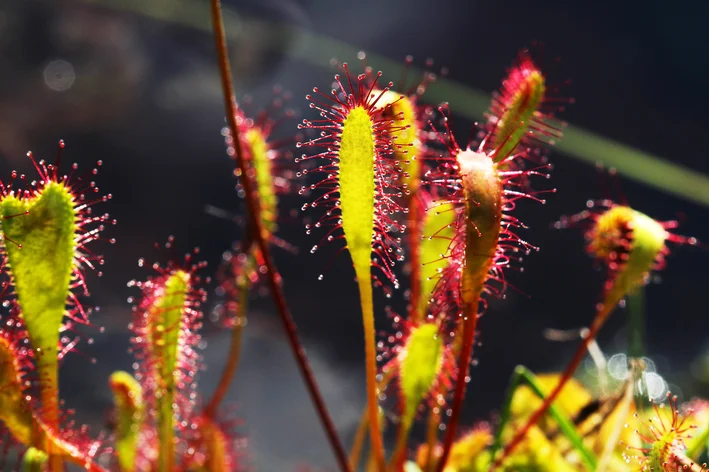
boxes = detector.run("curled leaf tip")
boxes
[486,51,564,160]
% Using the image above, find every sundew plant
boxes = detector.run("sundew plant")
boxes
[0,1,707,471]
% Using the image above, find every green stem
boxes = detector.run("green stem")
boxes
[489,366,597,470]
[157,385,174,472]
[627,287,649,415]
[357,273,386,472]
[627,286,646,359]
[349,369,395,471]
[36,339,63,472]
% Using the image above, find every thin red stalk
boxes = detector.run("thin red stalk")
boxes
[489,302,615,470]
[434,294,479,472]
[407,199,422,322]
[209,2,350,470]
[203,239,251,418]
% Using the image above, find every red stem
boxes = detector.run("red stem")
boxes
[209,2,350,470]
[489,301,616,470]
[435,295,479,472]
[203,239,251,418]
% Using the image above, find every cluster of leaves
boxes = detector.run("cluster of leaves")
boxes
[216,41,705,472]
[0,6,704,471]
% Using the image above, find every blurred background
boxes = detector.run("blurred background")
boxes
[0,0,707,469]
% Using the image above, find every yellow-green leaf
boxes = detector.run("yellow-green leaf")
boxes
[109,371,144,472]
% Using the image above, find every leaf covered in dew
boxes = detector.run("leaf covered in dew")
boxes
[488,53,547,161]
[299,66,405,285]
[300,69,408,469]
[245,127,278,240]
[109,371,144,472]
[338,105,378,275]
[456,149,504,304]
[148,270,191,393]
[399,323,443,426]
[143,269,192,468]
[0,181,76,362]
[0,148,111,436]
[188,415,237,472]
[633,394,697,471]
[0,333,34,446]
[590,205,668,295]
[21,447,48,472]
[130,252,206,471]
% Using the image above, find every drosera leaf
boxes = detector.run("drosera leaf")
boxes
[631,393,701,471]
[377,89,422,194]
[485,52,557,161]
[1,178,76,431]
[557,200,698,325]
[391,321,446,468]
[0,326,36,447]
[186,414,241,472]
[399,323,444,429]
[129,244,207,472]
[109,371,144,472]
[245,127,278,240]
[222,92,296,245]
[364,56,445,325]
[298,64,407,470]
[418,199,456,318]
[427,105,554,470]
[0,143,112,465]
[359,52,442,197]
[591,206,670,302]
[0,325,110,470]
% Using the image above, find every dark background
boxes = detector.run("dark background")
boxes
[0,0,707,469]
